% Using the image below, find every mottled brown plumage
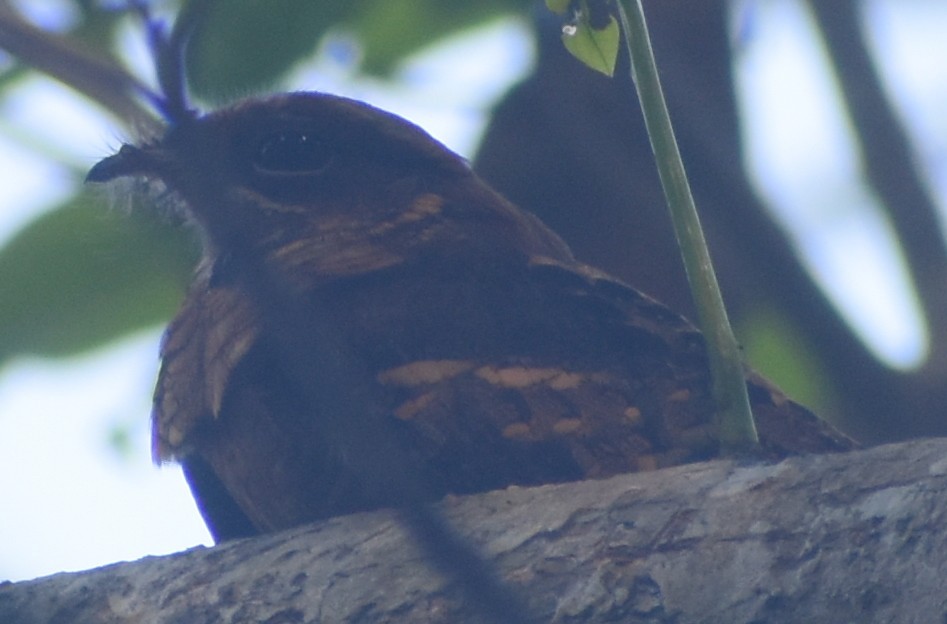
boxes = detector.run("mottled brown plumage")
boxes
[88,92,855,541]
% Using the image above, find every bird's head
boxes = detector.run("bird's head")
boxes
[88,91,572,283]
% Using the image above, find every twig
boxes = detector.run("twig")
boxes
[617,0,758,453]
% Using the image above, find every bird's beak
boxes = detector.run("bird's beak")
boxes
[86,144,163,183]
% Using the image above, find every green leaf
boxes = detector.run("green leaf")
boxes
[561,13,619,77]
[351,0,527,75]
[186,0,350,104]
[0,190,198,363]
[545,0,571,15]
[739,305,837,417]
[185,0,533,101]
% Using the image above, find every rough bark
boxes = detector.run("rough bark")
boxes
[3,438,946,623]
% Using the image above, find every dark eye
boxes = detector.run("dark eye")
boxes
[253,131,333,173]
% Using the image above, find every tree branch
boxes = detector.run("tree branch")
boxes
[3,438,946,623]
[0,2,157,133]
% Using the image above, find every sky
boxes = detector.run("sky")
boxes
[2,0,946,582]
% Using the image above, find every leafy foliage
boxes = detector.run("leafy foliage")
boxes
[0,190,197,361]
[187,0,533,103]
[546,0,619,77]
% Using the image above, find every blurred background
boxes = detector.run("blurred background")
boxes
[1,0,945,581]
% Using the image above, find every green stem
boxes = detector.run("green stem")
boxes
[616,0,759,453]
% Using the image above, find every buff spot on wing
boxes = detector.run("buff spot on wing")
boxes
[548,371,585,390]
[475,366,565,388]
[207,330,256,418]
[393,392,435,420]
[270,234,403,278]
[271,237,312,262]
[164,424,186,452]
[502,423,532,439]
[318,243,403,275]
[370,193,443,236]
[623,406,643,425]
[768,389,789,407]
[667,389,691,403]
[527,254,560,268]
[236,187,307,214]
[635,455,659,471]
[529,254,609,282]
[552,418,583,434]
[588,372,615,384]
[378,359,475,386]
[403,193,443,221]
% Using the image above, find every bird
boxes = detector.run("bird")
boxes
[87,91,855,542]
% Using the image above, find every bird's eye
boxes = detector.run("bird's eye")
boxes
[253,131,333,173]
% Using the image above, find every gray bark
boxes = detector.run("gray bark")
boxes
[2,438,946,623]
